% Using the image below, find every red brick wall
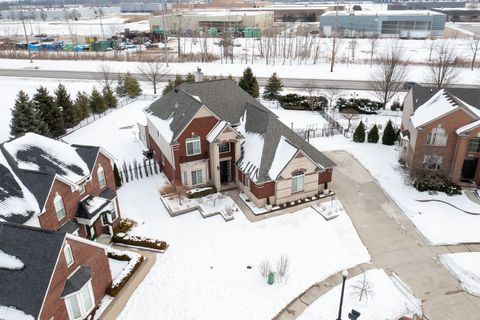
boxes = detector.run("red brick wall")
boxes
[38,152,120,237]
[39,239,112,320]
[411,109,476,175]
[249,180,275,199]
[318,168,333,184]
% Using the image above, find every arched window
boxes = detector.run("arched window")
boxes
[54,194,66,220]
[291,171,305,193]
[186,136,201,156]
[426,127,447,146]
[97,166,106,188]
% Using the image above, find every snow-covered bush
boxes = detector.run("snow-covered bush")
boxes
[106,249,144,297]
[112,234,169,251]
[113,218,137,234]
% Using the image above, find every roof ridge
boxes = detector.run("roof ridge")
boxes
[0,222,65,236]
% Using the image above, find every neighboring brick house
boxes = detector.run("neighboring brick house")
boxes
[0,222,112,320]
[400,84,480,184]
[140,79,335,208]
[0,133,121,240]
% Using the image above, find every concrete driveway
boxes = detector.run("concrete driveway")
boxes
[276,150,480,320]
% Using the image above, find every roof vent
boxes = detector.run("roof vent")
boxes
[430,88,433,93]
[174,88,179,93]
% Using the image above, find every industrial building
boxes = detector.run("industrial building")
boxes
[149,10,274,33]
[232,5,343,22]
[432,7,480,22]
[387,1,467,10]
[319,10,446,38]
[0,6,120,21]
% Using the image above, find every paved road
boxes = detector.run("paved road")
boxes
[275,150,480,320]
[1,68,479,91]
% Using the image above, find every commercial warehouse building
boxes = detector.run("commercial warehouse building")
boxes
[432,8,480,22]
[319,10,446,38]
[149,10,274,32]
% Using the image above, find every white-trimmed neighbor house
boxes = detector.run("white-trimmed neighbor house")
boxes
[139,79,335,208]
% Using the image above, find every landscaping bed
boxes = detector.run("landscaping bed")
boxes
[112,234,169,252]
[106,248,144,297]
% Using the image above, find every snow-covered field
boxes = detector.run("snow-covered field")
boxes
[440,253,480,297]
[115,175,369,320]
[310,135,480,245]
[298,269,422,320]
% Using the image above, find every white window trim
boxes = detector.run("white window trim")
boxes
[97,166,106,189]
[54,194,66,221]
[78,184,85,194]
[186,136,201,156]
[218,142,230,154]
[291,173,305,193]
[64,243,74,267]
[191,169,203,186]
[426,127,448,147]
[64,281,95,320]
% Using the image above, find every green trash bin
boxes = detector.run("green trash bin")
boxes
[267,272,275,285]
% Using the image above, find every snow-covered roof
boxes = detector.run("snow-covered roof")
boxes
[3,133,90,183]
[146,111,174,143]
[207,120,227,143]
[322,9,443,16]
[410,90,458,128]
[0,250,24,270]
[0,305,34,320]
[268,136,299,180]
[236,111,265,182]
[456,120,480,135]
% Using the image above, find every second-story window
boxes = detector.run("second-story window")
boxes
[54,194,66,220]
[426,127,447,146]
[219,142,230,153]
[64,243,74,267]
[467,138,480,153]
[98,166,106,189]
[186,136,201,156]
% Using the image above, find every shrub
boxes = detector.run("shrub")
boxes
[391,101,401,111]
[278,94,328,110]
[259,260,272,278]
[266,197,271,206]
[187,186,217,199]
[353,121,366,142]
[113,218,137,234]
[382,120,396,145]
[336,97,383,114]
[113,163,122,188]
[413,172,462,196]
[112,234,169,251]
[107,251,131,261]
[367,124,380,143]
[106,255,144,297]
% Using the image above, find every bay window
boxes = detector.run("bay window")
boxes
[65,282,94,320]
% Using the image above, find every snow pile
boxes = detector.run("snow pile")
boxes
[440,253,480,296]
[298,269,422,320]
[3,132,90,183]
[0,306,34,320]
[116,175,370,320]
[410,90,456,127]
[0,152,40,221]
[0,250,24,270]
[268,136,298,180]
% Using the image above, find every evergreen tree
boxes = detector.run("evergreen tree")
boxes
[74,91,90,122]
[382,119,396,145]
[185,72,195,82]
[367,124,379,143]
[113,163,122,188]
[89,88,106,114]
[238,67,259,98]
[34,86,65,138]
[10,90,48,138]
[116,75,127,97]
[54,84,76,128]
[262,72,283,100]
[162,75,185,95]
[353,121,366,143]
[102,85,118,109]
[122,72,142,98]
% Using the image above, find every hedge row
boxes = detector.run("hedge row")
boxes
[336,97,383,114]
[278,94,328,110]
[106,255,144,297]
[414,173,462,196]
[112,234,169,251]
[187,186,217,199]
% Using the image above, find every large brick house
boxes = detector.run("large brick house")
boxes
[400,84,480,184]
[0,133,121,240]
[140,79,335,208]
[0,222,112,320]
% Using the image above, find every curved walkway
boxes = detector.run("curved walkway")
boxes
[274,150,480,320]
[416,199,480,215]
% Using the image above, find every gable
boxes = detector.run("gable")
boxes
[278,150,318,180]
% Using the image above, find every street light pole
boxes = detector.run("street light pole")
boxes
[336,270,349,320]
[19,0,33,63]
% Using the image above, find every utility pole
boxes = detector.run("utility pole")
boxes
[162,0,169,66]
[330,1,339,73]
[19,0,32,63]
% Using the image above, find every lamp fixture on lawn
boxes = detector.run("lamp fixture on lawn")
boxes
[336,269,349,320]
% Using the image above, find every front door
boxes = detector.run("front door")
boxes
[219,159,231,183]
[461,157,479,181]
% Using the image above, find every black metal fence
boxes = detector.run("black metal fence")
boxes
[119,158,162,183]
[319,110,345,135]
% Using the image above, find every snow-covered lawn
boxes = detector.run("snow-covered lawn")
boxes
[108,258,129,281]
[269,107,329,131]
[298,269,422,320]
[440,253,480,297]
[329,109,404,132]
[311,135,480,245]
[115,175,370,320]
[64,99,152,163]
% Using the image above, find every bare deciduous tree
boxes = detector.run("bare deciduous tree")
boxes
[137,59,169,95]
[341,108,360,130]
[276,254,290,284]
[426,41,461,88]
[368,35,379,67]
[370,41,409,108]
[470,36,480,71]
[259,260,272,278]
[97,64,116,89]
[349,273,374,303]
[324,86,341,109]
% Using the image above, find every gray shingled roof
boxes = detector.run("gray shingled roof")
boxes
[73,145,101,171]
[76,195,111,220]
[61,266,92,297]
[58,219,80,234]
[411,84,480,112]
[146,79,335,183]
[0,222,66,318]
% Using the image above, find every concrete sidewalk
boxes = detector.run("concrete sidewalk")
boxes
[99,246,157,320]
[275,150,480,320]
